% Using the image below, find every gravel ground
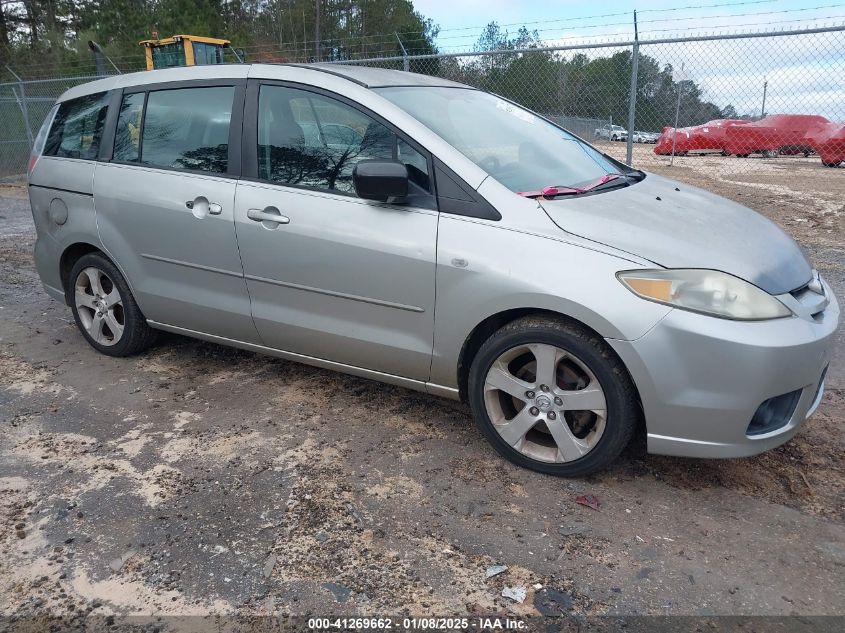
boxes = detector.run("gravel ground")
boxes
[0,156,843,624]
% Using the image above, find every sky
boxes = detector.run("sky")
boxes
[412,0,845,48]
[410,0,845,120]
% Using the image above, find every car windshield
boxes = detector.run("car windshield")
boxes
[375,86,626,193]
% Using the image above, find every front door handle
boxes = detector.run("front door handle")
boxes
[247,207,290,227]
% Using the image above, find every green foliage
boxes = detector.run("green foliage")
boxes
[445,21,738,131]
[0,0,440,78]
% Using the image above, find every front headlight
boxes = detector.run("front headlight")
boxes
[617,269,792,320]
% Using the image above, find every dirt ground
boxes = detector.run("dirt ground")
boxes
[0,151,843,625]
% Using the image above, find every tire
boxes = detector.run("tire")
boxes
[823,160,842,168]
[68,252,157,357]
[611,135,617,142]
[468,316,639,477]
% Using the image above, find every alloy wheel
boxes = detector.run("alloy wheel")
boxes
[483,343,607,463]
[74,267,125,346]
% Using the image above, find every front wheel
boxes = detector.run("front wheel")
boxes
[68,252,157,357]
[468,316,639,476]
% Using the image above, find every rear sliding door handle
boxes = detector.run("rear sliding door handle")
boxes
[247,207,290,227]
[186,197,222,218]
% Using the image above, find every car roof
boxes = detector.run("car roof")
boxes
[56,62,471,103]
[301,63,467,88]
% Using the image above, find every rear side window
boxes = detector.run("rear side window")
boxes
[113,86,234,174]
[43,93,108,160]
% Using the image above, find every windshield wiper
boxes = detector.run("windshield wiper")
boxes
[518,172,643,199]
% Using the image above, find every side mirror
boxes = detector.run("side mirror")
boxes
[353,160,409,202]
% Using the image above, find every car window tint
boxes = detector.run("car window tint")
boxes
[257,85,430,194]
[112,92,145,162]
[43,93,109,160]
[141,86,234,174]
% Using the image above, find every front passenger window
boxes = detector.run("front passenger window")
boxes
[257,85,430,195]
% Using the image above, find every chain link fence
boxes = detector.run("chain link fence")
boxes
[2,25,844,181]
[0,75,105,180]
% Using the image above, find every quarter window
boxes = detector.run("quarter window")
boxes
[113,86,234,174]
[113,92,144,162]
[43,93,109,160]
[257,85,430,195]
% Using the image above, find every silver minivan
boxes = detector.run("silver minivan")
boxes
[27,63,838,476]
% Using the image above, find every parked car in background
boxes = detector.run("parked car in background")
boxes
[655,115,843,165]
[27,64,838,477]
[724,114,831,159]
[632,131,658,144]
[808,121,845,167]
[655,119,751,156]
[594,124,628,141]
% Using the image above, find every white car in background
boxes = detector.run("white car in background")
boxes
[594,124,628,142]
[632,131,658,143]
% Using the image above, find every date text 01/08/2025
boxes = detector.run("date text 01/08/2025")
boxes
[307,617,527,630]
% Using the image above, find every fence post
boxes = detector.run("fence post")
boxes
[395,32,409,72]
[625,11,639,167]
[6,67,33,148]
[670,63,685,167]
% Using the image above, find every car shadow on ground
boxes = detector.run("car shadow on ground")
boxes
[154,331,844,523]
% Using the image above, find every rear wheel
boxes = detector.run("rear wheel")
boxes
[468,316,639,476]
[68,252,157,357]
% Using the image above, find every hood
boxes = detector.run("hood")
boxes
[539,173,812,295]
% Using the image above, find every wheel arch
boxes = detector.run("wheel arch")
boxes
[59,241,141,309]
[456,307,642,411]
[59,242,104,303]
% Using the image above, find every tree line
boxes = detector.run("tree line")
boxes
[0,2,737,130]
[0,0,438,76]
[444,23,743,131]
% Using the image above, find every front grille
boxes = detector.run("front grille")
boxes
[746,389,802,436]
[789,272,828,318]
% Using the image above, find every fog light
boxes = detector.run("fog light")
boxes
[746,389,802,436]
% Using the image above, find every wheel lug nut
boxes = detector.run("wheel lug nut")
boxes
[548,411,557,420]
[525,390,535,399]
[540,384,550,392]
[554,397,563,405]
[529,407,540,416]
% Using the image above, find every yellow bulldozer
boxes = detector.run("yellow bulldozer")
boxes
[139,34,243,70]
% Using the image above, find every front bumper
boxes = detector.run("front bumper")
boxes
[607,283,839,458]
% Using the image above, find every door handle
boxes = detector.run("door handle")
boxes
[186,197,222,218]
[247,207,290,226]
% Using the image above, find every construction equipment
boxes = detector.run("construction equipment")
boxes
[139,34,242,71]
